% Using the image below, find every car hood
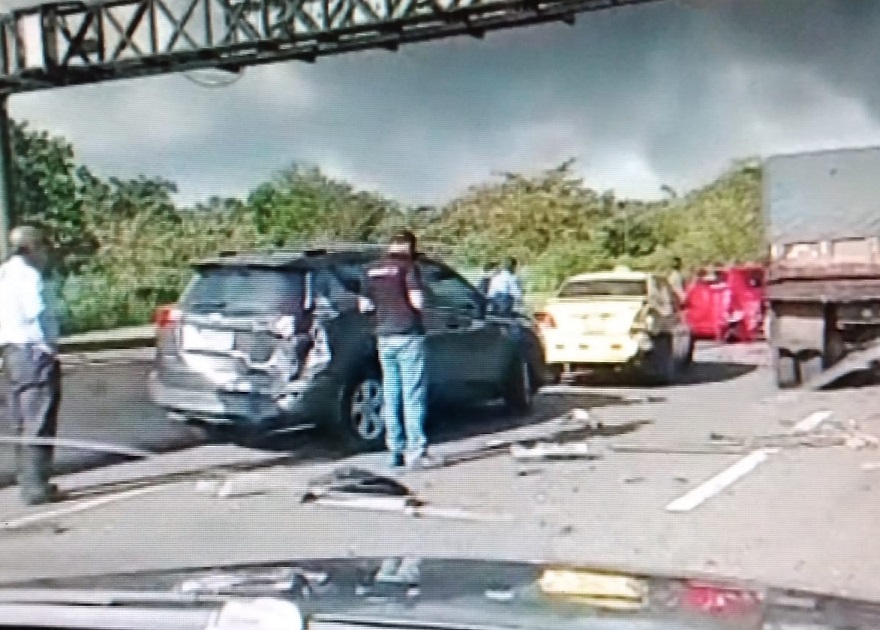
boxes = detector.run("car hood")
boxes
[0,556,877,630]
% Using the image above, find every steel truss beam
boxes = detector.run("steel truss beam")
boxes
[0,0,661,94]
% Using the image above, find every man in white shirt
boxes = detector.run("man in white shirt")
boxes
[487,257,524,315]
[0,225,63,505]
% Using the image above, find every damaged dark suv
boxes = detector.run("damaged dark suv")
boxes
[148,245,548,451]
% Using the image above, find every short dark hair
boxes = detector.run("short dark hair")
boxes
[390,229,417,249]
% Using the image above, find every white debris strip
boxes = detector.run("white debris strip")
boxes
[1,486,166,531]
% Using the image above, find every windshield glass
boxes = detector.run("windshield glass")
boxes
[5,0,876,616]
[558,279,647,298]
[180,266,305,315]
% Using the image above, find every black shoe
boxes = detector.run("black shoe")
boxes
[388,453,405,469]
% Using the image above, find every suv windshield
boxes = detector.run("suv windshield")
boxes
[558,279,647,298]
[180,265,306,315]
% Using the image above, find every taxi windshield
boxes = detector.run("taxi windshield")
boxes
[558,279,647,298]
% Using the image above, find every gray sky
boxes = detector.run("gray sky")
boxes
[5,0,880,206]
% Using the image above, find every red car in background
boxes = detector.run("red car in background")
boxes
[683,265,766,343]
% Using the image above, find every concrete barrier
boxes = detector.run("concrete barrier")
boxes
[58,324,156,355]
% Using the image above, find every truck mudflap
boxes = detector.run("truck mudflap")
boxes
[801,340,880,390]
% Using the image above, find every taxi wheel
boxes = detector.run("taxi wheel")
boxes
[682,337,695,367]
[648,336,677,386]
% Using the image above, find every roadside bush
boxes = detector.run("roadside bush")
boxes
[9,119,764,335]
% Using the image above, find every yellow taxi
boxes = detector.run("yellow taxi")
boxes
[536,266,693,384]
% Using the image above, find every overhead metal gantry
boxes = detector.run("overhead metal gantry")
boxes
[0,0,663,255]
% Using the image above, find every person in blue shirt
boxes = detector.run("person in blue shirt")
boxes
[487,257,524,316]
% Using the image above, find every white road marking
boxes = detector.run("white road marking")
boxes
[665,449,778,513]
[665,409,832,513]
[793,410,833,433]
[1,486,165,530]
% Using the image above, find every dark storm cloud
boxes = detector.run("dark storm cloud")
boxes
[8,0,880,204]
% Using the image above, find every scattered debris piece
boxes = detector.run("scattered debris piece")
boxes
[302,467,413,503]
[300,467,513,522]
[616,419,880,456]
[510,441,591,461]
[623,476,645,484]
[611,444,744,455]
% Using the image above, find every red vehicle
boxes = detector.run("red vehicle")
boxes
[683,265,766,342]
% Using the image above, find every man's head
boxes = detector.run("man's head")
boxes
[502,257,517,273]
[9,225,51,269]
[672,256,682,270]
[483,261,497,274]
[388,229,417,259]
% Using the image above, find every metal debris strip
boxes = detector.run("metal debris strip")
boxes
[509,441,591,461]
[612,418,880,456]
[0,0,664,94]
[0,436,153,459]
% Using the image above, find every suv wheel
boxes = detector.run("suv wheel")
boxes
[504,354,534,413]
[340,367,385,451]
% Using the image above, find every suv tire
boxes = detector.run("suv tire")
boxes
[503,353,534,413]
[339,364,386,452]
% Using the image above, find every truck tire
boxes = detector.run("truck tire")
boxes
[798,355,823,385]
[773,350,799,389]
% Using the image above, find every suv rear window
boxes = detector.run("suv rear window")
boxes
[181,265,305,315]
[559,279,647,298]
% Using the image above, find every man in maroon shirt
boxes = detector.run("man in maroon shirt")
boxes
[360,230,436,470]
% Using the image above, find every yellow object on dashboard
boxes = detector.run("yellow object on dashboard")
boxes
[539,568,647,607]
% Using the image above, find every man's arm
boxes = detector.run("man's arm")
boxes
[19,269,56,353]
[358,268,376,313]
[510,276,524,301]
[406,264,425,312]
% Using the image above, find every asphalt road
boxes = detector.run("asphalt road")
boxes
[0,342,760,486]
[0,354,204,487]
[3,340,880,604]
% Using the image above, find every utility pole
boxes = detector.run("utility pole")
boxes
[0,96,14,260]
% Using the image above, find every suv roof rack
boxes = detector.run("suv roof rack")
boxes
[199,239,458,264]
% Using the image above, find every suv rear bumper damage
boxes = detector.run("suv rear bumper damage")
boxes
[148,369,341,429]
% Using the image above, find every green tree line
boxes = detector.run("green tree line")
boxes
[8,120,765,334]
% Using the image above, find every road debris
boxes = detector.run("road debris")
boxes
[623,476,646,484]
[510,441,592,461]
[300,467,514,522]
[615,418,879,456]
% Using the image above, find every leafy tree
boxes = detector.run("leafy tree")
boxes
[9,120,98,273]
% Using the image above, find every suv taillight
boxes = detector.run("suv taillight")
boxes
[154,304,181,329]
